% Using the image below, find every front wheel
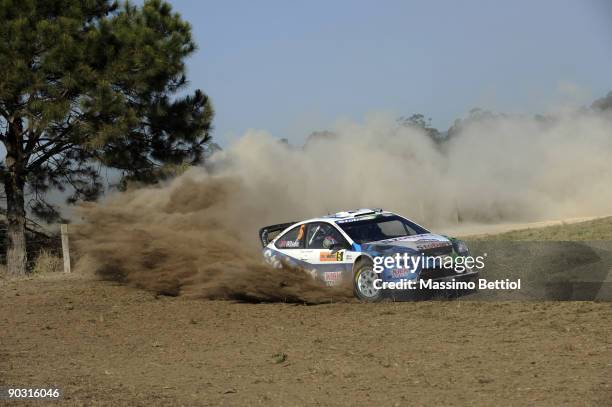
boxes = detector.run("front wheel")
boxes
[353,262,383,302]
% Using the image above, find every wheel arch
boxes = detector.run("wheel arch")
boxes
[352,253,374,273]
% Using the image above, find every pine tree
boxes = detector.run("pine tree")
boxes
[0,0,214,275]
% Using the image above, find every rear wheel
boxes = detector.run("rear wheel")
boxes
[353,261,383,302]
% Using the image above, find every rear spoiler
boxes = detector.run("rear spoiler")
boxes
[259,221,297,247]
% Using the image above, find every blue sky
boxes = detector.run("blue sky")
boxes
[168,0,612,146]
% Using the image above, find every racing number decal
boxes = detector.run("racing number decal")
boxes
[319,252,343,262]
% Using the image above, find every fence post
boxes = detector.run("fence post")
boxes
[60,224,71,273]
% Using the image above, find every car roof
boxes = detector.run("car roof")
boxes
[297,208,394,224]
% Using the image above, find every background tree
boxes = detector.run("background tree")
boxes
[591,91,612,112]
[304,130,337,148]
[446,108,498,139]
[397,113,442,142]
[0,0,214,275]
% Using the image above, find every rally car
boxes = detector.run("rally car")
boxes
[259,208,479,301]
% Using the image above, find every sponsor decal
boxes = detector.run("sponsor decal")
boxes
[320,251,344,262]
[375,236,420,244]
[324,271,342,282]
[391,268,408,278]
[416,241,451,250]
[279,240,300,248]
[336,216,376,224]
[375,234,444,244]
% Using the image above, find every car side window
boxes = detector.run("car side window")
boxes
[275,224,305,249]
[306,222,349,250]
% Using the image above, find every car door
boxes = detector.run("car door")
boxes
[302,222,354,286]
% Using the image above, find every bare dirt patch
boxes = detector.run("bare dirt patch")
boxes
[1,272,610,406]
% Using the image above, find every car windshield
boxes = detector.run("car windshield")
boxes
[336,215,429,244]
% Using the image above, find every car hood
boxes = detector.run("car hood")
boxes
[361,233,453,255]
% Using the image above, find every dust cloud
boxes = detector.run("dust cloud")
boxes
[215,110,612,228]
[76,106,612,301]
[75,176,353,303]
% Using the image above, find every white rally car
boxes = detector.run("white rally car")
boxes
[259,208,478,301]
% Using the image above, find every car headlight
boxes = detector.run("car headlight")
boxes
[454,240,469,256]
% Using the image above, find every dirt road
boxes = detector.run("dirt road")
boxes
[1,272,610,406]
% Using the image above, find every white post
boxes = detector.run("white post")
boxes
[60,224,71,273]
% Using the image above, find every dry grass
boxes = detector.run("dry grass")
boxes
[31,249,63,274]
[468,216,612,241]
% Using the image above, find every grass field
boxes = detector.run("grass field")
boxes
[467,216,612,241]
